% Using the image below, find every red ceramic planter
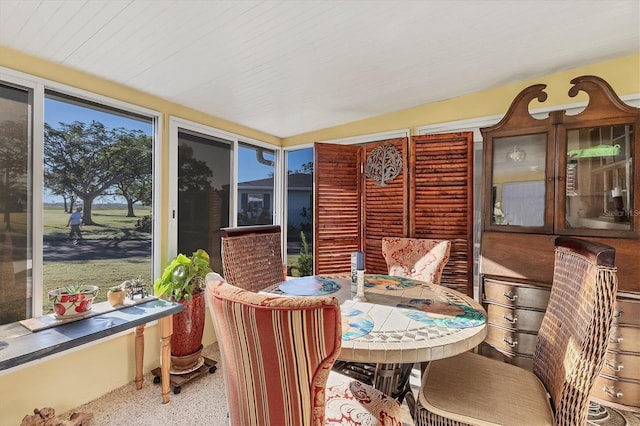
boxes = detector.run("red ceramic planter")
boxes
[170,291,205,357]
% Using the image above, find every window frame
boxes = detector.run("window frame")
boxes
[168,116,283,261]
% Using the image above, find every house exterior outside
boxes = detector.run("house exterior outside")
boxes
[237,173,312,230]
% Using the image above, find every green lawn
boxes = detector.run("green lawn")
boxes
[11,207,302,315]
[41,206,152,314]
[43,206,152,240]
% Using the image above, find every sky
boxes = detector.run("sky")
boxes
[45,97,151,134]
[43,97,312,202]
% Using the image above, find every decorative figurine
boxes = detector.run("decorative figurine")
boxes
[121,277,149,300]
[494,201,505,224]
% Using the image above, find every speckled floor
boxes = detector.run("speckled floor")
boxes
[63,342,415,425]
[62,343,229,426]
[63,344,638,426]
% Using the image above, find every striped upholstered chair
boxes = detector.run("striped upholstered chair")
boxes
[205,272,408,426]
[381,237,451,285]
[414,237,618,425]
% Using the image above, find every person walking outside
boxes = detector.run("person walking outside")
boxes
[67,206,84,243]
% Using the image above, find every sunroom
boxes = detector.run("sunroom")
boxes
[0,1,639,424]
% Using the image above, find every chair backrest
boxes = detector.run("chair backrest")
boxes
[381,237,451,285]
[220,225,286,292]
[205,272,342,426]
[533,236,618,426]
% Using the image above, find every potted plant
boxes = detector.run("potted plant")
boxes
[154,249,212,371]
[48,284,99,319]
[107,284,126,307]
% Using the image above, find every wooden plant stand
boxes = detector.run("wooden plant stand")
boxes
[152,356,217,394]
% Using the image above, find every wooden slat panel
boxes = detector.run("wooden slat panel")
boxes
[412,132,474,296]
[314,133,472,290]
[363,138,409,274]
[314,142,361,274]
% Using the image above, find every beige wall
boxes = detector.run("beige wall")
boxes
[0,46,638,424]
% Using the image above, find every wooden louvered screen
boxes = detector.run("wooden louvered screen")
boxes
[313,133,473,296]
[411,133,474,296]
[363,138,409,274]
[314,143,361,274]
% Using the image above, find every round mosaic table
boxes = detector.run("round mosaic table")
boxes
[266,273,487,366]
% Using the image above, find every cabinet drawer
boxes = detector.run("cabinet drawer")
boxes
[615,298,640,327]
[483,279,550,310]
[486,304,546,332]
[609,325,640,353]
[592,375,640,409]
[478,343,533,371]
[601,351,640,381]
[485,324,537,355]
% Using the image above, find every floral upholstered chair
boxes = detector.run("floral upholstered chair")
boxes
[381,237,451,285]
[205,273,409,426]
[334,237,452,415]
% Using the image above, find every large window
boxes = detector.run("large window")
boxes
[237,143,276,226]
[0,83,31,324]
[169,121,282,278]
[0,72,158,324]
[40,93,155,315]
[177,129,231,275]
[285,148,313,276]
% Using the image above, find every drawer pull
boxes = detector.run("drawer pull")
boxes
[503,291,518,302]
[614,309,624,319]
[609,336,624,344]
[602,385,623,399]
[604,359,624,372]
[503,336,518,348]
[502,314,517,324]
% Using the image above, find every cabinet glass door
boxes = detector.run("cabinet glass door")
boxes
[563,124,634,232]
[490,133,548,228]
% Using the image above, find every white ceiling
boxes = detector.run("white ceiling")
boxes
[1,0,638,138]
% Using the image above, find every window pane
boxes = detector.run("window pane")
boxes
[177,130,230,274]
[0,84,31,324]
[43,93,154,315]
[565,124,634,231]
[491,134,547,226]
[286,148,313,276]
[237,143,275,225]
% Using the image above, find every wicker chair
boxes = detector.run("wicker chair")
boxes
[220,225,286,292]
[381,237,451,285]
[205,272,409,426]
[414,236,618,426]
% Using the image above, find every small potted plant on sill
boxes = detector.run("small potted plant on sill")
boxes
[107,284,126,307]
[48,283,99,319]
[154,249,213,371]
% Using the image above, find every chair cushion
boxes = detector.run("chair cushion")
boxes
[325,371,407,426]
[418,351,554,426]
[382,237,450,285]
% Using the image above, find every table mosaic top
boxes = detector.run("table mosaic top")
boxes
[266,274,487,364]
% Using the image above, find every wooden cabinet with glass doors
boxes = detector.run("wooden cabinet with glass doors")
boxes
[480,75,640,412]
[481,76,639,293]
[483,76,638,239]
